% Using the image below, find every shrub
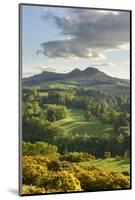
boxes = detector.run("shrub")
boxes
[40,171,81,192]
[115,155,121,160]
[110,171,130,189]
[47,160,62,171]
[104,152,111,159]
[76,167,130,191]
[60,152,95,163]
[23,141,59,156]
[77,168,110,191]
[124,150,130,160]
[84,111,92,121]
[21,185,45,195]
[43,104,67,122]
[22,156,47,185]
[121,171,130,176]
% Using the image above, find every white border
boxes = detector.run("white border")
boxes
[0,0,134,199]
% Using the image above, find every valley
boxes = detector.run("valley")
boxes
[22,67,131,194]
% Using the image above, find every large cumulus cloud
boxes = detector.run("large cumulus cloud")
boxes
[38,9,130,59]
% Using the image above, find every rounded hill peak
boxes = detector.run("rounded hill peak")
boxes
[83,67,99,73]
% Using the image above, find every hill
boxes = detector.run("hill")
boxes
[23,67,130,95]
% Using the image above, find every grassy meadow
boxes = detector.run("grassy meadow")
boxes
[54,108,112,136]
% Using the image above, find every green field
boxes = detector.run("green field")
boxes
[46,83,77,89]
[39,82,77,89]
[39,92,48,96]
[53,108,112,136]
[80,158,130,174]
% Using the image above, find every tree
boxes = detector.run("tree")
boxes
[22,117,65,143]
[104,152,111,159]
[84,111,92,121]
[124,150,130,160]
[43,104,67,122]
[48,92,65,105]
[60,152,95,162]
[23,142,59,157]
[100,100,108,113]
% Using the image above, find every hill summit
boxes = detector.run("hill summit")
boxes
[23,67,129,95]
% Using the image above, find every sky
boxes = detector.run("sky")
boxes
[22,5,130,79]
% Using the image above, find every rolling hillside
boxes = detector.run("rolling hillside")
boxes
[53,108,112,136]
[23,67,130,95]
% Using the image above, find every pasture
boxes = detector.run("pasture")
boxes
[54,108,112,136]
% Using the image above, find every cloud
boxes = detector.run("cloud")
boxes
[89,62,115,68]
[35,65,74,73]
[38,9,130,59]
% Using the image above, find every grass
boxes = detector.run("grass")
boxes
[39,92,48,96]
[24,81,77,90]
[39,82,77,89]
[48,83,77,89]
[53,108,112,136]
[80,158,130,174]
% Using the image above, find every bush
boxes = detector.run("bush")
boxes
[23,117,65,143]
[84,111,92,121]
[47,160,62,171]
[104,152,111,159]
[115,155,120,160]
[60,152,95,163]
[22,156,47,185]
[23,142,59,158]
[77,168,110,191]
[22,154,130,193]
[40,171,81,192]
[43,104,67,122]
[121,171,130,176]
[109,171,130,189]
[21,185,45,195]
[124,150,130,160]
[76,167,130,191]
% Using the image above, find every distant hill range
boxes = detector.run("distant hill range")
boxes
[23,67,130,95]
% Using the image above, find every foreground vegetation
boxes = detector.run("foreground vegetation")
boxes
[21,142,130,195]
